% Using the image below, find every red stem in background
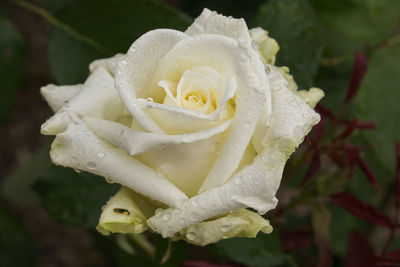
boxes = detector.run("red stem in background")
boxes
[381,143,400,257]
[331,193,393,228]
[345,52,369,104]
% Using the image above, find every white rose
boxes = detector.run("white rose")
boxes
[40,9,323,246]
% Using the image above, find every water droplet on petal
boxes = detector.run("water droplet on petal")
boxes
[73,169,81,173]
[118,129,125,136]
[190,215,197,221]
[293,126,305,142]
[160,163,173,174]
[97,152,105,159]
[287,96,299,107]
[302,113,309,119]
[186,232,196,240]
[163,212,171,221]
[105,177,114,184]
[86,161,97,170]
[238,35,246,43]
[155,208,163,218]
[234,177,242,185]
[121,59,128,66]
[220,225,230,233]
[78,147,85,155]
[174,208,181,214]
[129,47,136,53]
[191,199,199,207]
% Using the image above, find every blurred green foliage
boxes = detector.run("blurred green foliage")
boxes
[252,0,323,89]
[34,165,120,228]
[355,44,400,171]
[0,207,36,267]
[0,7,25,124]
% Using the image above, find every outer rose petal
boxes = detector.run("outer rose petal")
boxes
[41,67,125,135]
[97,187,153,235]
[89,53,124,76]
[186,8,252,47]
[147,140,289,237]
[249,27,279,65]
[147,87,320,236]
[50,116,188,207]
[40,84,82,112]
[297,87,324,108]
[175,209,272,246]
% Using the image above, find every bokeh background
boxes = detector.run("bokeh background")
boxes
[1,0,399,266]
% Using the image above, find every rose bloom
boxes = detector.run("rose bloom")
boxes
[41,9,323,245]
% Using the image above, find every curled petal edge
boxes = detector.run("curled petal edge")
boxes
[49,116,188,207]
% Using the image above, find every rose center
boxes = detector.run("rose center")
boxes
[186,94,202,103]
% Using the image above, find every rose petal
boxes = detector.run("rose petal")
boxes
[41,67,125,135]
[263,87,321,147]
[297,88,325,108]
[184,8,272,128]
[137,132,227,197]
[249,27,279,65]
[83,116,232,155]
[147,139,290,237]
[175,209,272,246]
[115,29,189,133]
[146,32,268,192]
[89,53,124,76]
[50,116,188,207]
[97,187,154,235]
[252,66,321,153]
[157,35,269,192]
[165,10,273,191]
[141,72,236,134]
[40,84,82,112]
[185,8,253,48]
[147,87,320,236]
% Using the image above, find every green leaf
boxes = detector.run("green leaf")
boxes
[43,0,78,13]
[355,44,400,172]
[34,165,120,228]
[153,235,187,267]
[309,0,400,57]
[329,205,368,256]
[212,231,289,267]
[48,0,191,84]
[94,233,187,267]
[1,142,52,207]
[0,8,26,123]
[48,27,105,84]
[0,207,36,267]
[313,63,352,111]
[252,0,323,89]
[94,234,155,267]
[181,0,264,22]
